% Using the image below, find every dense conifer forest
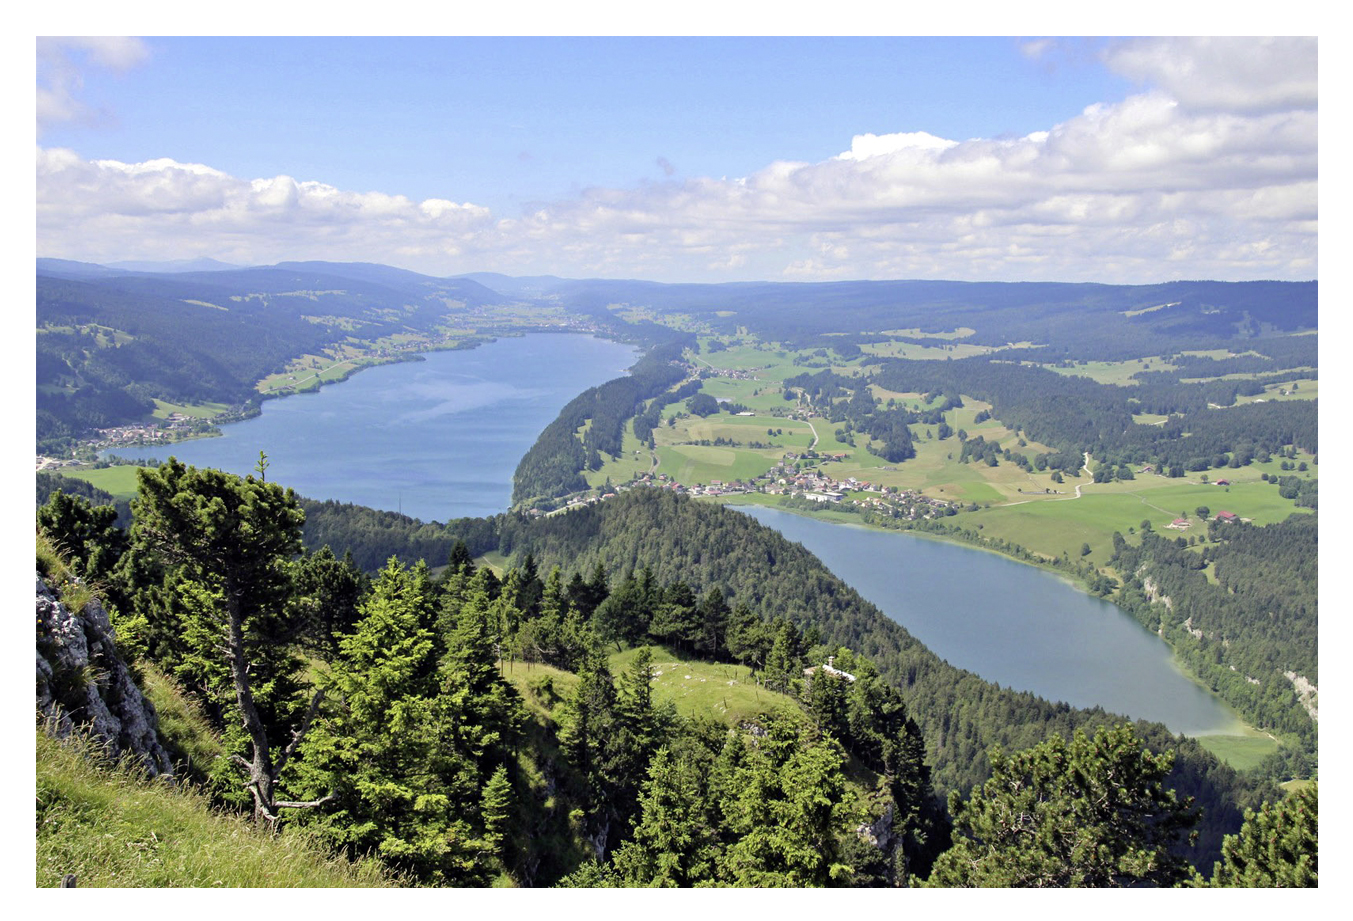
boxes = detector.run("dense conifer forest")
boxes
[39,467,1312,886]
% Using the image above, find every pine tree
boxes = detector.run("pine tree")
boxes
[695,587,730,660]
[927,724,1199,887]
[480,765,515,869]
[1208,783,1317,887]
[129,459,317,823]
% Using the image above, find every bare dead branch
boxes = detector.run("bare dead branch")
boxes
[273,791,337,810]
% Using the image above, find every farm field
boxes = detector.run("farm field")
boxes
[947,463,1315,565]
[655,443,780,486]
[584,429,653,489]
[151,399,231,420]
[862,339,1003,360]
[1194,727,1281,772]
[59,464,143,500]
[878,326,976,340]
[1040,356,1177,385]
[1233,377,1318,403]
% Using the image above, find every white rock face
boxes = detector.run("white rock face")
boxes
[36,574,174,777]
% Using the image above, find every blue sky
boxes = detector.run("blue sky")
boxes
[36,34,1318,283]
[39,37,1133,215]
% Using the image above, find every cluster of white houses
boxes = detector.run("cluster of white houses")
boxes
[545,454,958,522]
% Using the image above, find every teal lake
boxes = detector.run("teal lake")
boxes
[108,334,639,523]
[734,505,1240,736]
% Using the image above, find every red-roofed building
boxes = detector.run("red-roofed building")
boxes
[1216,510,1238,522]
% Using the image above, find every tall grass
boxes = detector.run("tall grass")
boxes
[36,730,398,888]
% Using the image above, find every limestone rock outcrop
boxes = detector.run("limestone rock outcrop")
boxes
[36,574,173,777]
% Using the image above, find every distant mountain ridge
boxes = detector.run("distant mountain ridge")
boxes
[106,257,247,273]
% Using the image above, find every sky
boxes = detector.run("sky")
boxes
[35,33,1319,284]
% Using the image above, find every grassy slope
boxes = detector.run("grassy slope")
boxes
[611,646,802,725]
[502,645,801,729]
[36,731,396,888]
[59,465,144,501]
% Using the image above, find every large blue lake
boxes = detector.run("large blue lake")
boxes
[110,334,639,522]
[735,505,1240,736]
[114,334,1238,734]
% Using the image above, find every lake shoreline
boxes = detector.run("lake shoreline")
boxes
[717,495,1256,747]
[92,333,643,523]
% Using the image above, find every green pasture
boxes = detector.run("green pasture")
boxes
[59,465,145,501]
[639,407,830,486]
[957,474,1314,564]
[609,646,798,726]
[1182,348,1258,360]
[698,377,800,413]
[683,414,815,449]
[693,339,866,382]
[1121,302,1175,317]
[474,550,512,577]
[501,661,582,720]
[861,340,991,360]
[503,647,796,729]
[861,337,1038,361]
[691,342,791,374]
[1195,728,1281,772]
[585,429,653,488]
[879,326,976,340]
[1041,356,1177,385]
[656,443,780,485]
[151,399,230,420]
[868,386,946,410]
[39,322,135,347]
[1233,377,1318,403]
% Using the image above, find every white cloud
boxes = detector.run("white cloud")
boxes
[1103,37,1317,114]
[835,131,960,160]
[37,38,1316,283]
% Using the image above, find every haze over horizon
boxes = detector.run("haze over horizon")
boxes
[37,36,1317,286]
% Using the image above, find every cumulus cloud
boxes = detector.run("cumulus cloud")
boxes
[835,131,960,160]
[37,37,150,135]
[37,37,1316,283]
[1103,37,1317,114]
[38,148,494,267]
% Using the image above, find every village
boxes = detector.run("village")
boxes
[35,407,248,473]
[537,448,960,522]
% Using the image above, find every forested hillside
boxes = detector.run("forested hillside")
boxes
[535,277,1316,357]
[38,466,1311,886]
[35,261,514,452]
[1111,514,1318,777]
[512,339,691,505]
[496,489,1270,854]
